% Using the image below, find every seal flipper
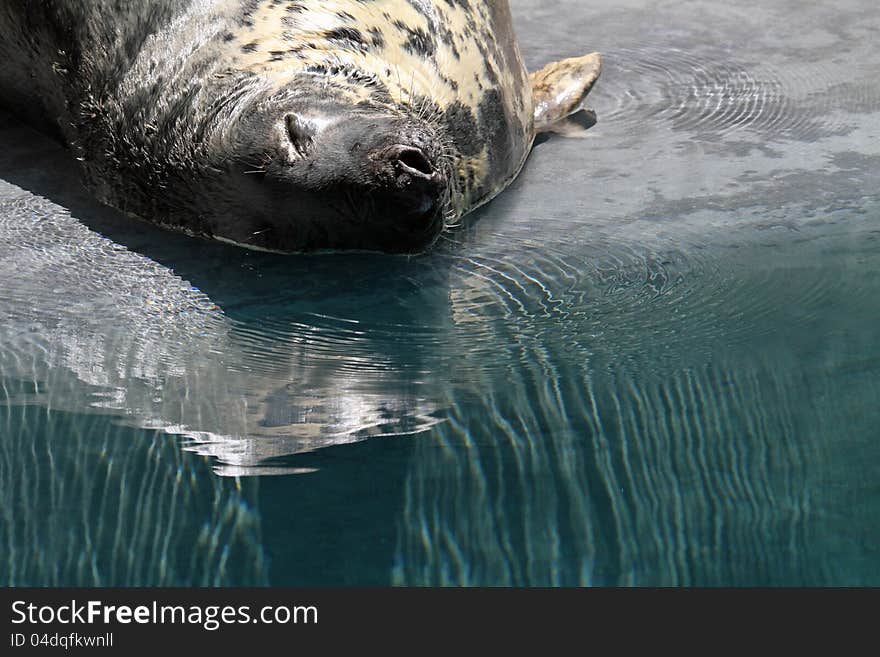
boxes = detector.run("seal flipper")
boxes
[530,53,602,134]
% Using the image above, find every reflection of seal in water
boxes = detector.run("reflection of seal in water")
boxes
[0,1,601,253]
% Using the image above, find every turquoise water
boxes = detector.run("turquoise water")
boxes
[1,0,879,585]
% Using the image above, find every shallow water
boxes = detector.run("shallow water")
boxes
[1,0,879,585]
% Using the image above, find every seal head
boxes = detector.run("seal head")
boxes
[0,0,603,254]
[211,88,450,252]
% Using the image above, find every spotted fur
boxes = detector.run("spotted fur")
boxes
[0,1,578,252]
[225,0,534,212]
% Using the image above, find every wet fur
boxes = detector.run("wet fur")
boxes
[0,1,537,251]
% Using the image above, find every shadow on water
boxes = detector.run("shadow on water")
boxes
[0,110,458,468]
[2,0,880,585]
[0,112,449,584]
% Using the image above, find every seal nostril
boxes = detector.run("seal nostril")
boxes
[397,147,434,176]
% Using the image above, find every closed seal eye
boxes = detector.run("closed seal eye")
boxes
[285,114,316,157]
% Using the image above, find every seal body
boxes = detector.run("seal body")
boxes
[0,1,601,253]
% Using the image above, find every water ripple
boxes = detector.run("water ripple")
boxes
[593,46,849,140]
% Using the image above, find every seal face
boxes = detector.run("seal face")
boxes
[0,1,602,253]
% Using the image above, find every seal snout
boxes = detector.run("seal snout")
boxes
[233,98,449,252]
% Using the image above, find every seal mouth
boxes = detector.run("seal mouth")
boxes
[355,187,446,254]
[367,143,446,247]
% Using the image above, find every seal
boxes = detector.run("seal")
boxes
[0,1,601,253]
